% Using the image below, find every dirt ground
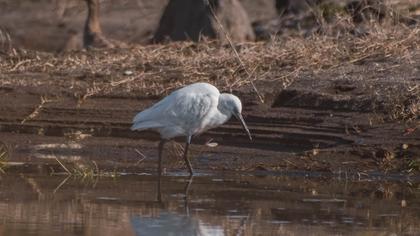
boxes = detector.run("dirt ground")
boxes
[0,0,419,176]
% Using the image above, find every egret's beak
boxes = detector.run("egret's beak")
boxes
[235,113,252,141]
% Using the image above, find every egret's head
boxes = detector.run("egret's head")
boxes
[219,94,252,140]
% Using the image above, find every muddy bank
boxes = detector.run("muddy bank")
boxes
[0,42,418,175]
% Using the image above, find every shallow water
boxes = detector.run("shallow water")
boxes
[0,171,419,236]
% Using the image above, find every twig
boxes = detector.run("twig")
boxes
[53,175,71,194]
[11,59,31,71]
[0,141,8,174]
[0,29,13,53]
[134,148,147,165]
[21,96,53,124]
[92,160,99,174]
[230,65,258,89]
[408,84,418,92]
[20,174,44,199]
[205,1,264,103]
[54,156,72,175]
[111,72,144,87]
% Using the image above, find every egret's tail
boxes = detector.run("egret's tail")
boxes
[131,121,161,131]
[132,103,165,131]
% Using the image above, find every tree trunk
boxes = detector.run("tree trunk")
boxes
[153,0,254,43]
[83,0,115,48]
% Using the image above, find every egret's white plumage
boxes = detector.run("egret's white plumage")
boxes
[131,82,251,176]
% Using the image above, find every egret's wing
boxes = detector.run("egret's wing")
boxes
[132,97,170,124]
[130,120,163,131]
[131,83,219,132]
[167,91,217,127]
[131,97,171,130]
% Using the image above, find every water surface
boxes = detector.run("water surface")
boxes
[0,170,419,236]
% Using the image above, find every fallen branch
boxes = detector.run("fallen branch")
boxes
[21,96,53,124]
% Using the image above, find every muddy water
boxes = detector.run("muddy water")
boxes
[0,170,419,236]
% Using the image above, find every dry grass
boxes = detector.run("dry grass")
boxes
[21,96,54,124]
[0,11,419,113]
[0,26,418,90]
[0,141,9,174]
[0,28,12,54]
[52,157,117,179]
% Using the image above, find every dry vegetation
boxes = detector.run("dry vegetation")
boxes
[0,29,12,53]
[1,21,419,90]
[0,141,9,174]
[1,14,418,122]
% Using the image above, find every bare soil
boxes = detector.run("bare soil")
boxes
[0,46,418,175]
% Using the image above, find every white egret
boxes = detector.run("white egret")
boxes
[131,82,252,176]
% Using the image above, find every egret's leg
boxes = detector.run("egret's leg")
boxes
[183,142,193,176]
[184,176,194,215]
[158,140,166,177]
[157,172,162,202]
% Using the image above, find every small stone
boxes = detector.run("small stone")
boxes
[123,70,133,76]
[206,142,218,148]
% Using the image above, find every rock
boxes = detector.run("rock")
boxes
[153,0,254,43]
[123,70,134,76]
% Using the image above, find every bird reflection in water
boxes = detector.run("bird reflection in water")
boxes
[130,176,220,236]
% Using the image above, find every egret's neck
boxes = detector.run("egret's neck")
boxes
[197,94,233,133]
[217,94,234,119]
[207,108,231,130]
[200,95,231,130]
[216,108,232,122]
